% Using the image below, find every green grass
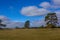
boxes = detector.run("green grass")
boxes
[0,28,60,40]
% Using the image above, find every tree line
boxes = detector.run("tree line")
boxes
[24,13,59,28]
[0,13,60,29]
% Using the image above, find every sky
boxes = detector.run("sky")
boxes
[0,0,60,28]
[0,0,51,22]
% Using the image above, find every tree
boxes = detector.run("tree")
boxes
[15,26,20,29]
[45,13,58,28]
[0,19,6,29]
[40,25,44,28]
[24,20,30,28]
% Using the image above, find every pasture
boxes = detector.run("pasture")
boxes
[0,28,60,40]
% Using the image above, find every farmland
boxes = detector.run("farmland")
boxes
[0,28,60,40]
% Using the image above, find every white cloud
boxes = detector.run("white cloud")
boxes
[39,0,60,9]
[20,0,60,16]
[0,16,10,21]
[0,15,24,28]
[40,2,51,9]
[51,0,60,9]
[21,6,50,16]
[0,15,10,24]
[52,0,60,5]
[6,22,24,28]
[30,18,46,27]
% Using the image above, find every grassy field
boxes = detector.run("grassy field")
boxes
[0,28,60,40]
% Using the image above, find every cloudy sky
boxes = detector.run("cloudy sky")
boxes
[0,0,60,28]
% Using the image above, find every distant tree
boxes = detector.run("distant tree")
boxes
[0,20,2,24]
[45,13,58,28]
[0,19,6,29]
[40,25,44,28]
[15,26,20,29]
[24,20,30,28]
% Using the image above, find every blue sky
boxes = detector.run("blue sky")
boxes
[0,0,60,27]
[0,0,51,22]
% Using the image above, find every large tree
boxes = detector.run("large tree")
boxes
[45,13,58,28]
[24,20,30,28]
[0,19,6,28]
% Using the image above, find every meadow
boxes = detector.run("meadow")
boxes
[0,28,60,40]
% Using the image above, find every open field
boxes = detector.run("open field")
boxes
[0,28,60,40]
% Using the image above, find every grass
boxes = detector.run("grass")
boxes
[0,28,60,40]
